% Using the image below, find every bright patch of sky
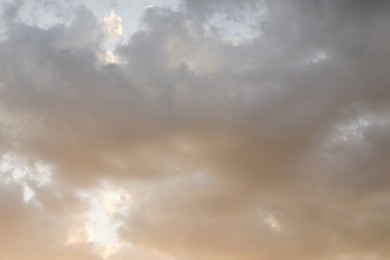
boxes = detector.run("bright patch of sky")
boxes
[265,214,282,232]
[104,10,123,38]
[81,0,180,42]
[0,0,179,43]
[0,152,53,204]
[85,0,180,63]
[300,50,329,67]
[67,224,95,245]
[258,208,282,232]
[204,1,269,44]
[328,112,388,149]
[75,182,133,257]
[7,0,78,28]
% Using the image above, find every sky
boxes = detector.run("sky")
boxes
[0,0,390,259]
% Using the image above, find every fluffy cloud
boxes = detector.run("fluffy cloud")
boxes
[104,10,123,38]
[0,0,390,259]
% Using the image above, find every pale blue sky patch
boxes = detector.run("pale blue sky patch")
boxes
[81,0,180,44]
[203,0,268,43]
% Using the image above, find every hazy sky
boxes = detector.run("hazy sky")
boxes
[1,0,390,259]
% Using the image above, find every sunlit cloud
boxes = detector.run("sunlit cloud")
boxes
[104,10,123,38]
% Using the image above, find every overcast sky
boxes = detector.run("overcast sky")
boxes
[1,0,390,259]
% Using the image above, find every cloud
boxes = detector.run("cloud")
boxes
[0,0,24,23]
[0,170,103,259]
[0,0,390,259]
[104,10,123,38]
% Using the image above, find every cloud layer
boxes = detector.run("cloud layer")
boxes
[1,0,390,259]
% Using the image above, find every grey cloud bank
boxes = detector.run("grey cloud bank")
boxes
[0,0,390,259]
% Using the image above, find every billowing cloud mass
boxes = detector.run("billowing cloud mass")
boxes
[1,0,390,259]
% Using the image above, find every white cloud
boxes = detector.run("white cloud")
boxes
[67,225,95,245]
[104,10,123,38]
[265,214,281,232]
